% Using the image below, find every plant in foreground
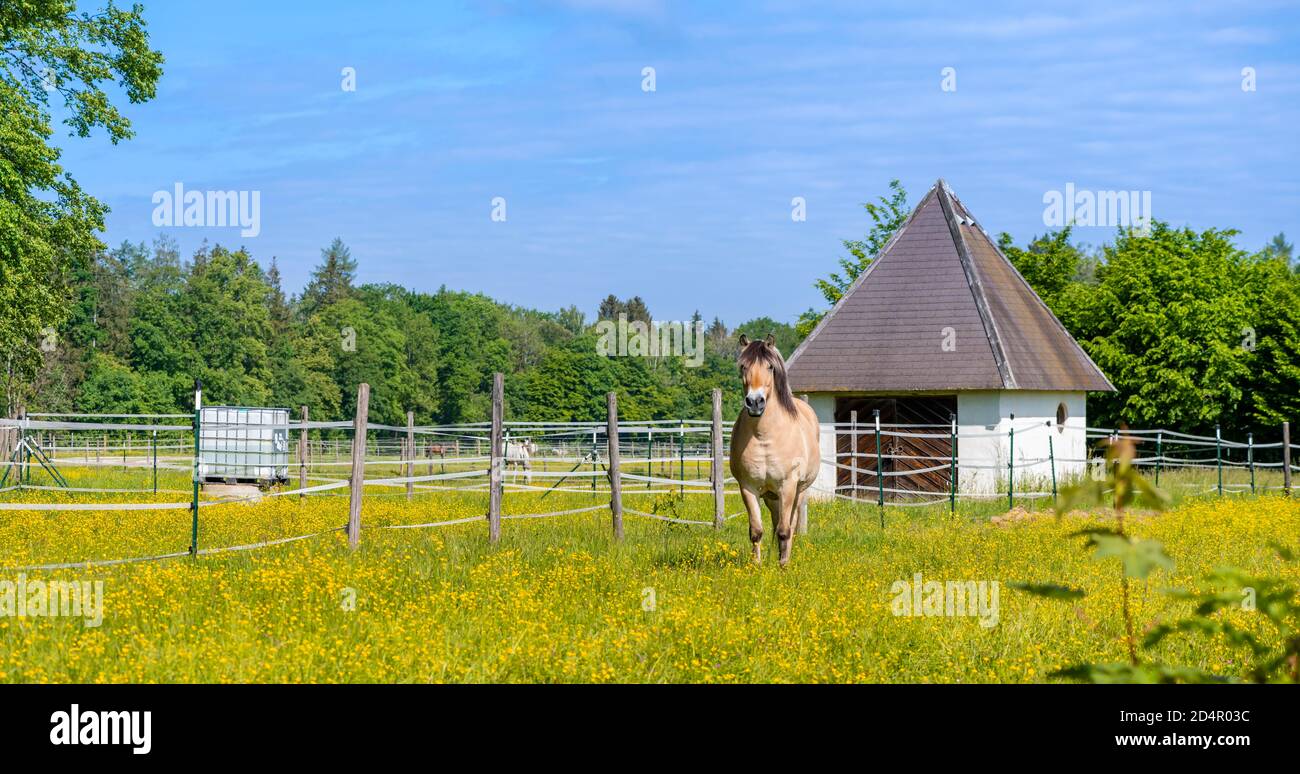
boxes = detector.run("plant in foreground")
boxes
[1013,434,1299,682]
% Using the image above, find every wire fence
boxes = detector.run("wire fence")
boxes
[2,377,1296,572]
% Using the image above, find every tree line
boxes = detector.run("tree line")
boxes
[17,235,797,425]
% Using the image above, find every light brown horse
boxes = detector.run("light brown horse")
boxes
[729,334,820,566]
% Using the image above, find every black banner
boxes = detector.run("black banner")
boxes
[0,684,1285,762]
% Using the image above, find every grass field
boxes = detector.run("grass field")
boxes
[1,463,1297,683]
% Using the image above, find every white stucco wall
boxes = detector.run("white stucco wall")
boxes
[803,390,1089,499]
[808,393,839,500]
[957,391,1088,495]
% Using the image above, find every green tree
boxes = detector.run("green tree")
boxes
[596,294,652,324]
[0,1,163,412]
[996,227,1083,308]
[1238,253,1300,429]
[1263,231,1293,269]
[1062,223,1256,434]
[300,237,357,317]
[734,316,800,358]
[176,247,273,405]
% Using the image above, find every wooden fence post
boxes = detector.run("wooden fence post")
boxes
[348,383,369,549]
[711,388,724,530]
[1,413,10,468]
[1284,421,1292,497]
[298,405,309,499]
[489,372,503,543]
[607,392,624,541]
[406,410,415,502]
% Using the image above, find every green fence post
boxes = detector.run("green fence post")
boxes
[1215,423,1223,497]
[949,413,957,515]
[1248,432,1255,495]
[678,420,685,497]
[1007,414,1015,510]
[874,409,883,527]
[190,379,202,557]
[1154,431,1162,487]
[1047,420,1056,502]
[646,428,652,490]
[152,429,158,494]
[1110,430,1117,481]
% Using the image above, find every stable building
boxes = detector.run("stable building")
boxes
[787,180,1115,499]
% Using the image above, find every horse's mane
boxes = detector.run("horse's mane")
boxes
[739,340,798,416]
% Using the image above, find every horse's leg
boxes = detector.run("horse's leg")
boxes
[763,493,779,555]
[795,486,808,535]
[740,487,764,563]
[776,479,800,567]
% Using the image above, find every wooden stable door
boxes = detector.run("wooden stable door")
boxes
[834,396,956,500]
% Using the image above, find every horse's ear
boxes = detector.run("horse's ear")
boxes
[764,333,776,347]
[738,334,749,347]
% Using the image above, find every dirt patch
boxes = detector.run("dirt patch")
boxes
[202,483,262,504]
[988,506,1160,528]
[989,506,1046,527]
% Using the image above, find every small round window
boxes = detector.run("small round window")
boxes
[1055,402,1068,432]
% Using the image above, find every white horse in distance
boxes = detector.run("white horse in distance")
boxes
[505,438,538,484]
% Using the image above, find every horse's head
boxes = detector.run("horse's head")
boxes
[737,333,797,418]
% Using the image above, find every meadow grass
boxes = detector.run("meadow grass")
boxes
[0,463,1296,682]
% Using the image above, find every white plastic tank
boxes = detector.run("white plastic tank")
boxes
[198,406,289,484]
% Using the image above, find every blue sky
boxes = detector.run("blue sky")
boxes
[60,0,1300,325]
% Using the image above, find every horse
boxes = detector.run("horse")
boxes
[729,334,820,567]
[505,438,537,484]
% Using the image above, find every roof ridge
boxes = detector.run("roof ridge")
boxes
[935,182,1016,389]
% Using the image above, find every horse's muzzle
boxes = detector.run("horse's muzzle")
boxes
[744,395,766,416]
